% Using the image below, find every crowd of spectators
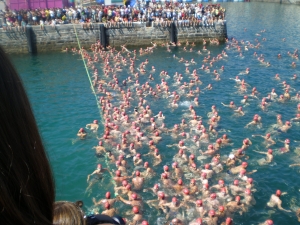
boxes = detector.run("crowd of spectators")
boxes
[0,2,225,30]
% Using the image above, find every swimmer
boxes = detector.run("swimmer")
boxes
[203,210,218,225]
[93,141,106,155]
[221,101,236,109]
[162,197,183,220]
[86,164,110,191]
[267,190,291,212]
[131,170,144,191]
[252,133,276,148]
[146,192,167,212]
[234,106,245,116]
[77,128,87,139]
[92,192,119,207]
[226,196,246,215]
[86,120,99,131]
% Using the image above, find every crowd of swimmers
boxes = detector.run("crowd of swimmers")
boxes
[71,30,300,224]
[0,2,225,31]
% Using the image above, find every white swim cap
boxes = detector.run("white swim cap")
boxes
[229,154,235,159]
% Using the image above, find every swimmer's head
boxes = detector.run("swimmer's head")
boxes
[229,154,235,159]
[218,180,225,185]
[172,162,178,168]
[209,210,215,217]
[285,139,290,144]
[183,188,189,195]
[234,180,239,186]
[226,218,232,225]
[135,171,140,177]
[265,220,273,225]
[132,206,139,214]
[196,200,203,206]
[210,193,216,199]
[220,188,226,193]
[276,190,281,196]
[149,140,154,146]
[142,221,149,225]
[79,128,85,132]
[223,134,227,139]
[105,192,111,199]
[158,192,165,199]
[154,184,159,190]
[266,133,271,138]
[192,163,197,169]
[189,154,195,160]
[93,120,98,124]
[285,121,291,125]
[136,153,141,158]
[191,179,196,185]
[131,193,138,200]
[172,197,177,203]
[205,164,210,169]
[122,180,128,187]
[242,162,248,168]
[219,205,225,212]
[203,183,209,190]
[208,144,214,149]
[245,189,251,195]
[243,139,249,144]
[240,169,246,175]
[163,165,169,171]
[235,196,241,202]
[179,149,184,155]
[268,149,273,154]
[97,164,102,169]
[161,173,168,179]
[116,170,121,177]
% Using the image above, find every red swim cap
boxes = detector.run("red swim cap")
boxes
[144,162,149,167]
[142,221,149,225]
[196,199,203,206]
[172,162,178,167]
[266,220,273,225]
[116,170,121,176]
[191,179,196,184]
[209,210,215,216]
[161,173,168,179]
[178,179,183,185]
[268,149,273,154]
[164,165,169,171]
[276,190,281,196]
[247,178,253,184]
[155,148,159,153]
[183,188,190,195]
[201,172,207,178]
[97,164,102,169]
[132,206,139,213]
[219,205,225,212]
[226,218,232,225]
[218,179,225,185]
[98,141,103,146]
[242,162,248,168]
[196,218,202,224]
[158,192,165,199]
[235,196,241,202]
[105,192,111,199]
[136,171,140,176]
[126,184,131,190]
[93,120,98,124]
[205,164,210,169]
[245,189,251,195]
[210,193,216,199]
[285,139,290,144]
[122,180,128,186]
[136,153,141,158]
[234,180,239,185]
[190,154,195,159]
[154,184,159,189]
[240,169,246,175]
[131,193,138,200]
[172,197,177,202]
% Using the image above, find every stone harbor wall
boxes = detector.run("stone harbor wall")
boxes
[0,22,227,54]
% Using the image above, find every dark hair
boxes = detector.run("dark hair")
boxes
[0,46,55,224]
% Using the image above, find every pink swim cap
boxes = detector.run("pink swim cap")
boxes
[142,221,149,225]
[245,189,251,195]
[205,164,210,169]
[183,188,189,195]
[172,197,177,202]
[196,200,203,206]
[163,165,169,171]
[93,120,98,124]
[158,192,165,199]
[210,193,216,199]
[226,218,232,225]
[218,179,225,185]
[105,192,111,199]
[276,190,281,196]
[209,210,215,216]
[266,220,273,225]
[132,206,139,213]
[190,154,195,159]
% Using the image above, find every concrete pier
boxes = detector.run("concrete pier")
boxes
[0,22,227,54]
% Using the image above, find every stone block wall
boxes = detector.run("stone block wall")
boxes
[0,22,227,54]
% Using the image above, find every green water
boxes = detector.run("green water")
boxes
[10,2,300,224]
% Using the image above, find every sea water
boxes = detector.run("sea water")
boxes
[10,2,300,224]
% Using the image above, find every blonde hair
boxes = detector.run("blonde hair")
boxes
[53,201,86,225]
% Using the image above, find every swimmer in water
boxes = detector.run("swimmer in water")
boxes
[252,133,276,148]
[86,164,110,191]
[253,149,273,164]
[267,190,291,212]
[77,128,87,139]
[86,120,99,131]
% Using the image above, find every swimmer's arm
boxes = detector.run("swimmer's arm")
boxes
[253,150,267,155]
[289,163,300,167]
[277,201,291,212]
[246,170,257,175]
[119,197,132,205]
